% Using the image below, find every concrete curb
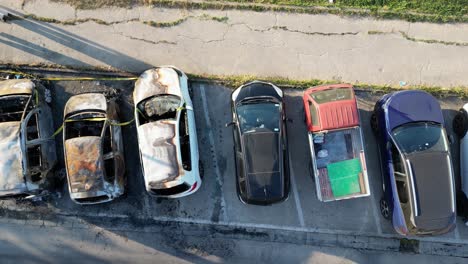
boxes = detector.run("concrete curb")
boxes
[0,208,466,258]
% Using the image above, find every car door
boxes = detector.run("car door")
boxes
[232,111,247,195]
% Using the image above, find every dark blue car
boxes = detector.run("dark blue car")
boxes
[371,90,456,236]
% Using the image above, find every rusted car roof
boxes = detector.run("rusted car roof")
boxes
[64,93,107,116]
[65,136,105,194]
[0,79,34,97]
[137,121,181,186]
[134,68,182,105]
[0,122,25,192]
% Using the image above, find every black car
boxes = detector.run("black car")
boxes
[227,81,290,205]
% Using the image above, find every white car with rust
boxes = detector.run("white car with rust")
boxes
[134,67,202,198]
[0,79,56,197]
[63,93,126,204]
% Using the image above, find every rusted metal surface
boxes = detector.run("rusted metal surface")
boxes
[0,79,34,96]
[0,79,57,197]
[0,122,25,194]
[133,67,182,105]
[137,121,183,188]
[65,137,105,193]
[63,93,126,204]
[64,93,107,116]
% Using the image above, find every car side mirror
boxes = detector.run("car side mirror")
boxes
[225,121,235,128]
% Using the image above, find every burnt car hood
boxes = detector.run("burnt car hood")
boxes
[65,136,105,194]
[64,93,107,116]
[0,79,34,97]
[0,122,26,192]
[134,68,182,105]
[137,120,181,186]
[405,151,455,230]
[242,131,284,202]
[386,90,444,131]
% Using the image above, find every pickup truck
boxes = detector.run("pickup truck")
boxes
[303,84,370,202]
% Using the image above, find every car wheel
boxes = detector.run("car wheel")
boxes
[453,110,468,138]
[370,113,379,134]
[199,160,204,180]
[380,197,391,220]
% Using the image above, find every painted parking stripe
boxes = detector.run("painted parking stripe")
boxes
[289,151,305,227]
[200,83,228,222]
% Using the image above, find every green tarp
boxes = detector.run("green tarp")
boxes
[327,158,362,198]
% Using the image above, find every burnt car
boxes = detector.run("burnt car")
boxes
[63,93,125,204]
[227,81,290,205]
[0,79,56,197]
[134,67,202,198]
[371,90,456,236]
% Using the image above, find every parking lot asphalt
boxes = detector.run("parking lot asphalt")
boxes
[1,73,468,246]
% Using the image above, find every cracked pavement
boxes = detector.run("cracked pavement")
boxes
[1,0,468,87]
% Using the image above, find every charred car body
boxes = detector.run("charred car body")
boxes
[63,93,126,204]
[228,81,290,205]
[134,67,202,198]
[0,79,56,197]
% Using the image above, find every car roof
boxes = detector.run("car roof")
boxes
[241,131,284,201]
[405,151,455,228]
[134,67,182,105]
[65,136,105,194]
[386,90,444,131]
[0,122,25,192]
[137,121,182,185]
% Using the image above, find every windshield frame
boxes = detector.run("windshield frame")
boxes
[309,87,354,104]
[390,122,449,156]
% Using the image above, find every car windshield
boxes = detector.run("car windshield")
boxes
[391,122,448,155]
[139,95,181,121]
[237,102,280,134]
[310,88,353,104]
[0,95,31,122]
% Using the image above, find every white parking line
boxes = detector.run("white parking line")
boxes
[289,151,305,227]
[455,226,461,239]
[200,84,228,222]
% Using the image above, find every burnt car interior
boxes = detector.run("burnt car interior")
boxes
[65,111,116,183]
[0,95,32,122]
[0,93,44,183]
[137,94,192,172]
[137,95,180,125]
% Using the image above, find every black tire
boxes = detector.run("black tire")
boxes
[380,197,392,220]
[453,110,468,138]
[370,112,379,134]
[199,160,204,180]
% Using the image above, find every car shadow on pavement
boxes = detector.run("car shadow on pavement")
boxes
[0,6,153,72]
